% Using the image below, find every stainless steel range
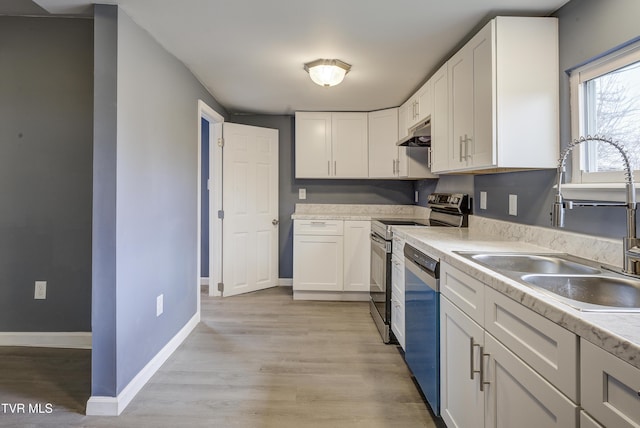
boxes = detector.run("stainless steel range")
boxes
[369,193,471,343]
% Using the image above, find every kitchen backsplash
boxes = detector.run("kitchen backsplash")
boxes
[470,215,622,267]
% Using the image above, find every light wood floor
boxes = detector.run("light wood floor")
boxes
[0,287,439,427]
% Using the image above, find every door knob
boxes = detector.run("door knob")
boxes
[272,219,279,226]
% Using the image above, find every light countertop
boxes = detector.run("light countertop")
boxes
[392,225,640,370]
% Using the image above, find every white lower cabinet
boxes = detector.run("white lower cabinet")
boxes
[484,333,577,428]
[293,219,370,300]
[441,297,485,428]
[580,411,604,428]
[343,220,371,292]
[391,252,405,349]
[440,262,578,428]
[581,338,640,428]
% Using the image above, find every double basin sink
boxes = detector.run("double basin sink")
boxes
[457,252,640,312]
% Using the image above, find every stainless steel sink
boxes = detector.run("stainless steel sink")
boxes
[520,274,640,312]
[456,251,640,312]
[468,253,601,275]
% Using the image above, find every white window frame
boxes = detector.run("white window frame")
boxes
[567,40,640,202]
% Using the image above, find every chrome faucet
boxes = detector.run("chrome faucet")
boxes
[552,135,640,275]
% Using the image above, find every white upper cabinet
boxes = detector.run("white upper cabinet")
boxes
[406,79,433,129]
[368,108,436,179]
[295,111,368,178]
[430,62,449,173]
[295,112,332,178]
[437,16,559,173]
[368,108,400,178]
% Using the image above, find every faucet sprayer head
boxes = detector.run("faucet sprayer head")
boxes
[552,194,565,228]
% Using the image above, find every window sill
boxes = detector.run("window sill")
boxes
[557,183,639,203]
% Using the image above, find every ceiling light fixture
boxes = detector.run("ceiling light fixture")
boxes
[304,59,351,87]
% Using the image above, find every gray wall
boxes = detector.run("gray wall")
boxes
[92,5,228,396]
[229,114,416,278]
[471,0,640,239]
[0,16,93,331]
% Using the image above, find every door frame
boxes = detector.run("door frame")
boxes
[197,100,224,313]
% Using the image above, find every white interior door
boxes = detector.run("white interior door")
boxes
[222,123,279,297]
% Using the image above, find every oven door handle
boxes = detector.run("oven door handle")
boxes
[370,233,391,253]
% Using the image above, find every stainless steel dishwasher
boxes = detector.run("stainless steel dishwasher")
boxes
[404,243,440,416]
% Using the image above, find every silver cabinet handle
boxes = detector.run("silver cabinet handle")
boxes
[327,160,330,176]
[479,347,490,392]
[392,159,396,175]
[334,160,337,176]
[464,134,471,160]
[310,221,326,225]
[459,136,464,162]
[470,337,481,380]
[427,147,433,169]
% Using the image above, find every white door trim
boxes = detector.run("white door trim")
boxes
[197,100,224,310]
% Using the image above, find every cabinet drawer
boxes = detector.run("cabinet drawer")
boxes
[581,339,640,428]
[484,287,578,402]
[440,262,485,325]
[392,235,405,255]
[294,219,343,235]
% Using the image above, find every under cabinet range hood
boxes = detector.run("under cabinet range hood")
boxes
[396,118,431,147]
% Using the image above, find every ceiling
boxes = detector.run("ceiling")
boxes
[14,0,569,115]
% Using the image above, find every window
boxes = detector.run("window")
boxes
[570,40,640,184]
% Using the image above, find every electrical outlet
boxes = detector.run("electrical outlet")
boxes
[509,194,518,216]
[34,281,47,300]
[157,294,164,317]
[480,192,487,210]
[299,188,306,200]
[415,191,419,203]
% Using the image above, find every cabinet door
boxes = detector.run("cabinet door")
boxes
[441,296,485,428]
[448,44,474,170]
[413,78,432,126]
[431,62,449,173]
[398,100,411,141]
[332,112,368,177]
[293,234,344,291]
[581,339,640,428]
[391,254,405,349]
[484,333,578,428]
[469,21,495,169]
[295,112,332,178]
[368,108,399,178]
[343,221,371,292]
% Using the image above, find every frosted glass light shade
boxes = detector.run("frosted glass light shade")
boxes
[304,59,351,87]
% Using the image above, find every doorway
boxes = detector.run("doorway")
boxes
[197,100,224,309]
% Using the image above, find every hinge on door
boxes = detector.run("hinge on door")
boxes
[217,138,224,147]
[217,210,224,219]
[217,282,224,295]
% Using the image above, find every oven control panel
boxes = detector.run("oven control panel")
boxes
[427,193,471,213]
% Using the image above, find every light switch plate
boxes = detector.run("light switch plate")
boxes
[509,194,518,216]
[299,188,306,200]
[480,192,487,210]
[34,281,47,300]
[157,294,164,317]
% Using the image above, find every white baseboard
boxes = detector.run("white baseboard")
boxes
[293,290,369,301]
[86,311,200,416]
[278,278,292,287]
[0,332,92,349]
